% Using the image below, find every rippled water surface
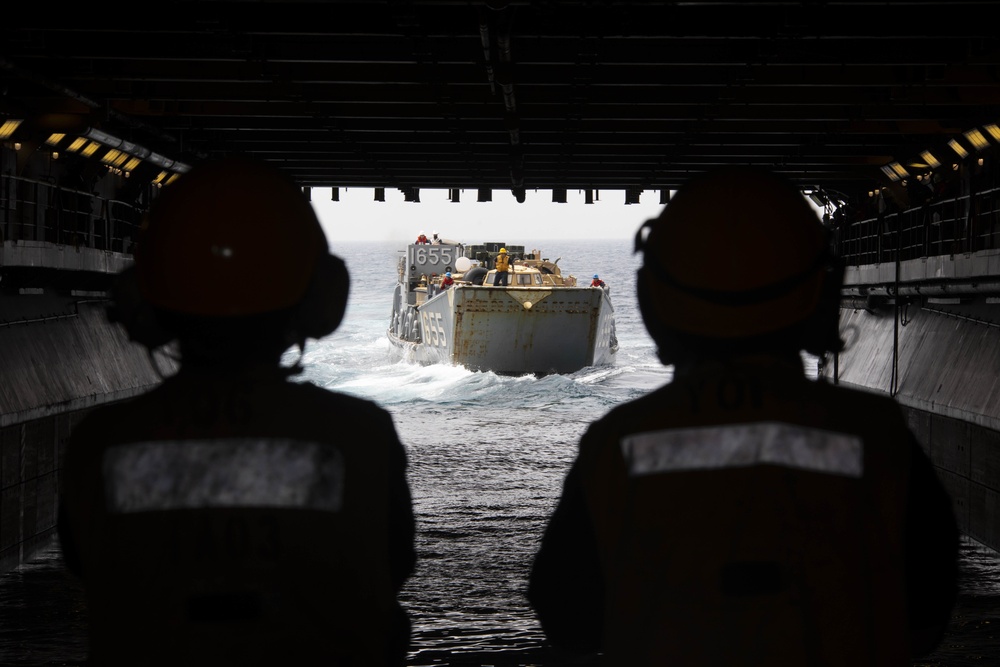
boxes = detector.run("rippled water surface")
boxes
[2,240,998,665]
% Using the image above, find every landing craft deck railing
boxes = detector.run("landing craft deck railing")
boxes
[1,173,142,255]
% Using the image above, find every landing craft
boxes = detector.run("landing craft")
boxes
[388,240,617,375]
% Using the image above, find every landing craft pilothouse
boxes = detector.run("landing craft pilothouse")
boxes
[388,239,617,375]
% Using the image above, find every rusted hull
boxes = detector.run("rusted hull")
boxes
[388,285,617,375]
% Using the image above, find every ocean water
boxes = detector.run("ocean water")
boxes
[0,238,997,666]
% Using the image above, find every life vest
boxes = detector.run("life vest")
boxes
[59,366,416,667]
[530,354,957,667]
[495,253,510,272]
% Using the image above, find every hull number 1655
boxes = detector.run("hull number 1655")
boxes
[409,246,456,267]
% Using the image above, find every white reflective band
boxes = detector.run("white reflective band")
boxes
[621,422,863,478]
[103,439,345,513]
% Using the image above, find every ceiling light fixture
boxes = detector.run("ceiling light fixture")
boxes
[964,128,989,151]
[0,119,22,140]
[920,151,941,169]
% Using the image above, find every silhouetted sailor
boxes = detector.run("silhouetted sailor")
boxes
[527,166,959,666]
[58,157,416,667]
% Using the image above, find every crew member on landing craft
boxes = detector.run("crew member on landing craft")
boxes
[528,165,959,667]
[416,230,429,244]
[590,274,606,288]
[59,157,417,667]
[493,247,511,286]
[440,271,455,289]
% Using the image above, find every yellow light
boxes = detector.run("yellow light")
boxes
[67,137,87,152]
[153,170,170,185]
[920,151,941,168]
[81,141,101,157]
[0,119,22,140]
[891,162,910,178]
[880,165,899,181]
[99,149,129,168]
[986,124,1000,142]
[948,139,969,158]
[45,133,66,146]
[101,148,125,165]
[124,157,142,171]
[964,128,989,151]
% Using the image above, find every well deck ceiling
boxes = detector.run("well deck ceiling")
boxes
[5,1,1000,205]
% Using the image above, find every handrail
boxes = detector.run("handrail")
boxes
[0,172,143,255]
[835,185,1000,267]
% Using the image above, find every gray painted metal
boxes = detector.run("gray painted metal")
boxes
[826,304,1000,552]
[388,242,617,375]
[0,296,173,429]
[0,293,174,572]
[1,240,132,276]
[833,305,1000,432]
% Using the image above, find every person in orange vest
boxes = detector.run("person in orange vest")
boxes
[589,274,606,288]
[415,231,429,244]
[493,247,511,286]
[527,165,959,667]
[440,271,455,289]
[58,157,417,667]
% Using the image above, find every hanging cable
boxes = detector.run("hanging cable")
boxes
[890,217,901,397]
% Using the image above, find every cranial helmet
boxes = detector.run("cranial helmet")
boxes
[593,274,600,279]
[110,156,349,351]
[499,248,508,254]
[635,165,843,362]
[445,272,452,277]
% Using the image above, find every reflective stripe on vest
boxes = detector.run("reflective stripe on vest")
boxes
[103,439,345,513]
[621,421,863,478]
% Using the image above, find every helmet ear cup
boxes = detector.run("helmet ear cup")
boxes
[294,253,350,341]
[106,265,174,350]
[636,267,682,365]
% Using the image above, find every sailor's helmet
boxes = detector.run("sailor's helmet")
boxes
[634,165,844,361]
[112,156,349,349]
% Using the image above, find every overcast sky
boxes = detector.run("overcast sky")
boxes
[310,186,667,243]
[310,185,829,245]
